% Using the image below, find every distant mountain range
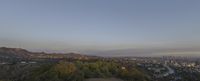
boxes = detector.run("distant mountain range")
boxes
[85,47,200,57]
[0,47,96,61]
[1,47,199,60]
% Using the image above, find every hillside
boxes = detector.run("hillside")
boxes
[0,47,95,62]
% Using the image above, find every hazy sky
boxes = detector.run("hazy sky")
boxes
[0,0,200,56]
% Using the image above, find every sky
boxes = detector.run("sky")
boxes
[0,0,200,56]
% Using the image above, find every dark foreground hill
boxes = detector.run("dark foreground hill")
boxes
[0,60,150,81]
[0,47,150,81]
[0,47,151,81]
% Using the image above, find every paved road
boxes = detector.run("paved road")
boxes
[163,64,174,76]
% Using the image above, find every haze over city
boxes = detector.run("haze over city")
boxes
[0,0,200,56]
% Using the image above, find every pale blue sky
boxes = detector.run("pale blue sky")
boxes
[0,0,200,55]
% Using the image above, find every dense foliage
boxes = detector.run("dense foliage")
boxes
[33,61,149,81]
[0,60,150,81]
